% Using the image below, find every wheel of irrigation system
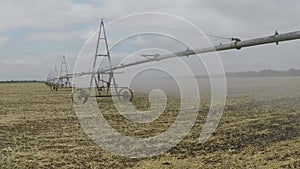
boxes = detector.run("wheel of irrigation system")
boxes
[118,87,133,102]
[51,85,58,91]
[72,89,89,104]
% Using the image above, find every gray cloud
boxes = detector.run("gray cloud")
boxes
[0,36,10,46]
[0,0,101,31]
[28,31,84,42]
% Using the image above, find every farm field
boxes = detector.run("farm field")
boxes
[0,77,300,168]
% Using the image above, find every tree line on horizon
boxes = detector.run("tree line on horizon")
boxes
[225,68,300,78]
[0,80,44,83]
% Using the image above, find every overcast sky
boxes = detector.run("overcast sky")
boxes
[0,0,300,80]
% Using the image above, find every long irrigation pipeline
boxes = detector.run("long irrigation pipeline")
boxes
[59,26,300,105]
[46,19,300,98]
[71,30,300,76]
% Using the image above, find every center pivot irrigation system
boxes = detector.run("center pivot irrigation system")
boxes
[46,55,72,91]
[54,19,300,104]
